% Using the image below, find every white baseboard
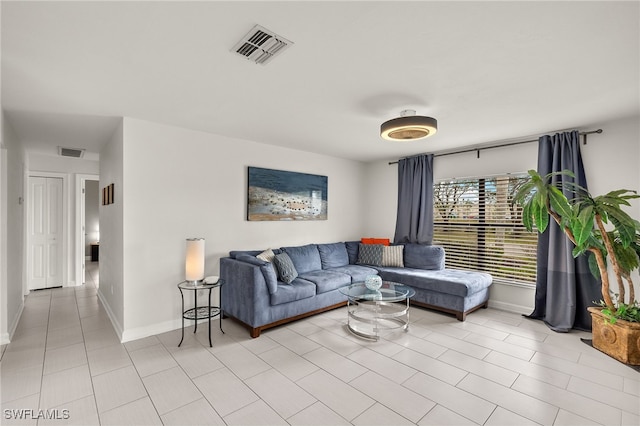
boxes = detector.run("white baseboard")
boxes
[96,290,124,342]
[95,290,208,343]
[488,299,532,316]
[1,300,24,344]
[121,319,182,343]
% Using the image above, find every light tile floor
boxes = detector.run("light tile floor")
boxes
[1,263,639,425]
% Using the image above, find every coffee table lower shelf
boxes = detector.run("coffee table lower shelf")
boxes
[339,281,415,341]
[346,299,411,341]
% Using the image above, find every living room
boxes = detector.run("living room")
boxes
[1,2,639,425]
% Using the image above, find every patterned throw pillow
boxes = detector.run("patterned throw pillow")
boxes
[256,248,275,263]
[381,245,404,267]
[356,243,383,266]
[273,253,298,284]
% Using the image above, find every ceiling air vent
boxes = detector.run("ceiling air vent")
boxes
[58,147,85,158]
[232,25,293,65]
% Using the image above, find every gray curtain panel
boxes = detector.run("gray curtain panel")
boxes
[528,130,601,332]
[393,154,434,245]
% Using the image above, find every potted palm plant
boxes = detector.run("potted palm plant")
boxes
[512,170,640,365]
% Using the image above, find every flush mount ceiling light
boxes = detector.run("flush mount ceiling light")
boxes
[380,110,438,141]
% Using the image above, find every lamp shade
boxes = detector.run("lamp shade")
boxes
[185,238,205,282]
[380,110,437,141]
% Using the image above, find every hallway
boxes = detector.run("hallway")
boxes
[0,263,113,424]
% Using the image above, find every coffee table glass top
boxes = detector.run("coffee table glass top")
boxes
[339,281,415,302]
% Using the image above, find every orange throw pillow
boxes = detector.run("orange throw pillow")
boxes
[361,238,390,246]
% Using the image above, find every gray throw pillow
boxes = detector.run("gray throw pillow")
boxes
[356,243,383,266]
[273,253,298,284]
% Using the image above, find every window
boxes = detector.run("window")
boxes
[433,174,537,285]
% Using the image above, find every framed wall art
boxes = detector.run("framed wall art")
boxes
[247,167,327,221]
[102,183,115,205]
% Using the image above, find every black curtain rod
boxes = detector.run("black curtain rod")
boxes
[388,129,603,165]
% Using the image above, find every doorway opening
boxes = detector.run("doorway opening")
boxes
[76,174,100,286]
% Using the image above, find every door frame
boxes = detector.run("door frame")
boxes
[25,171,69,292]
[75,174,99,286]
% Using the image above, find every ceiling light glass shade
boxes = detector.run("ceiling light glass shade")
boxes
[380,111,438,141]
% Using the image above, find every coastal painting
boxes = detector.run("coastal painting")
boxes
[247,167,328,221]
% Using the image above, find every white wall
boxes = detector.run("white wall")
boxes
[1,113,26,344]
[98,121,125,336]
[364,115,640,314]
[581,115,640,300]
[101,117,367,341]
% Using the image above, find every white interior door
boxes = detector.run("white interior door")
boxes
[28,176,63,290]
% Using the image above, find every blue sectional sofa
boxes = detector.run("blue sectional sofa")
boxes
[220,242,492,337]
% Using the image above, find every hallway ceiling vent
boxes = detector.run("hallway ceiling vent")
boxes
[58,147,85,158]
[232,25,293,65]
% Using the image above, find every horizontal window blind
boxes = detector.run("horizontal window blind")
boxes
[433,175,537,285]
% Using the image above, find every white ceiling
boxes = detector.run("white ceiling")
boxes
[2,1,638,163]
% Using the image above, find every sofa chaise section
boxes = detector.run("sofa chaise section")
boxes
[376,244,493,321]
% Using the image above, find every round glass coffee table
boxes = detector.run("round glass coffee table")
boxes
[339,281,415,341]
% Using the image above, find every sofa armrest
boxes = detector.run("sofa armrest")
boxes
[220,257,272,328]
[235,254,278,294]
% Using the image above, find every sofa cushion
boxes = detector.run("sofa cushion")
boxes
[274,253,298,284]
[345,241,360,264]
[230,248,281,259]
[403,244,445,270]
[317,243,349,269]
[299,270,351,294]
[282,244,322,274]
[381,245,404,267]
[235,254,278,295]
[328,265,379,282]
[357,243,383,266]
[376,267,492,297]
[230,249,263,259]
[270,279,316,306]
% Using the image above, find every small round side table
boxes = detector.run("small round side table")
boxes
[177,279,224,347]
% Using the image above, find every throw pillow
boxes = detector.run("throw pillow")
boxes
[273,253,298,284]
[361,238,390,246]
[381,245,404,267]
[256,248,275,263]
[356,243,383,266]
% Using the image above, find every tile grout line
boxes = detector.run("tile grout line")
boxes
[36,290,53,414]
[76,279,102,426]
